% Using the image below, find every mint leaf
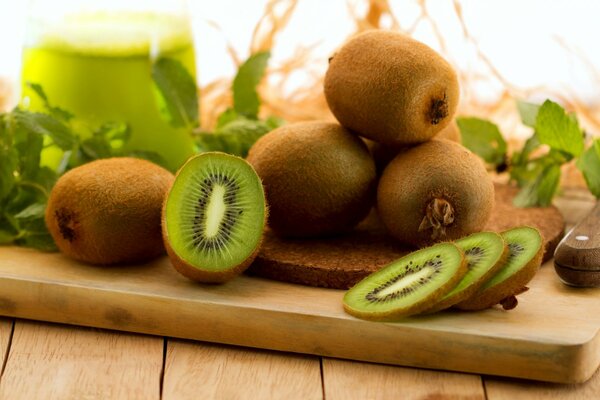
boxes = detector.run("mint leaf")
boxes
[14,202,46,220]
[513,163,561,207]
[0,229,16,244]
[535,100,584,157]
[151,57,198,129]
[13,110,76,150]
[233,52,270,118]
[0,146,18,201]
[516,100,540,128]
[457,117,507,166]
[577,139,600,198]
[20,232,56,252]
[93,122,131,148]
[196,118,271,157]
[26,82,74,122]
[215,108,240,129]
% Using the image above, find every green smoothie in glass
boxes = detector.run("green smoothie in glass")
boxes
[21,12,197,171]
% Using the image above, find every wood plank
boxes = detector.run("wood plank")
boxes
[0,318,13,377]
[0,246,598,383]
[0,320,163,399]
[162,340,322,400]
[485,365,600,399]
[322,358,485,400]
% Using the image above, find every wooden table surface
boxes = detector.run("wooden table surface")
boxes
[0,190,597,399]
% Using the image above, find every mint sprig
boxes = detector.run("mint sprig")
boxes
[459,99,596,207]
[191,51,284,157]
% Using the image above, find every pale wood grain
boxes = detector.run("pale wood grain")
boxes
[0,320,163,400]
[485,365,600,399]
[323,358,485,400]
[0,246,598,383]
[0,318,13,376]
[162,340,322,400]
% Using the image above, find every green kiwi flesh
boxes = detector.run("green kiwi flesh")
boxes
[162,152,266,283]
[343,243,467,320]
[457,227,543,311]
[425,232,508,313]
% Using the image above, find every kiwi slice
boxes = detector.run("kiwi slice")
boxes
[425,232,508,313]
[162,152,267,283]
[457,227,543,311]
[343,243,467,320]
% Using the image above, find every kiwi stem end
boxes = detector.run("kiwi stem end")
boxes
[429,93,449,125]
[418,198,455,240]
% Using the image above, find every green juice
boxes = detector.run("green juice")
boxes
[21,13,197,171]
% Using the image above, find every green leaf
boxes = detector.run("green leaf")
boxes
[151,57,198,129]
[215,108,240,129]
[20,232,57,252]
[513,163,561,207]
[196,118,271,157]
[13,110,77,150]
[80,136,113,160]
[577,139,600,198]
[0,229,16,244]
[264,115,285,130]
[13,123,44,179]
[93,122,131,148]
[14,202,46,220]
[33,167,58,192]
[535,100,584,157]
[457,117,507,166]
[0,146,18,200]
[233,51,270,118]
[26,82,74,122]
[516,100,540,128]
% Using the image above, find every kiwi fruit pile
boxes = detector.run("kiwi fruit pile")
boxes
[344,227,544,321]
[45,158,174,265]
[162,152,266,283]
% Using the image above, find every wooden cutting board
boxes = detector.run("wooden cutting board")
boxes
[0,245,598,384]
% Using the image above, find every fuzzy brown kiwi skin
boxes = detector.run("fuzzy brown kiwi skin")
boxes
[343,243,468,321]
[456,242,543,311]
[161,156,268,284]
[365,120,461,176]
[325,30,459,146]
[377,140,494,248]
[247,121,376,238]
[424,240,509,314]
[45,158,174,265]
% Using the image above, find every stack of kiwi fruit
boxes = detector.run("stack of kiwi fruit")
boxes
[44,30,544,322]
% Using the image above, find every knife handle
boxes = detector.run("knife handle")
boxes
[554,201,600,287]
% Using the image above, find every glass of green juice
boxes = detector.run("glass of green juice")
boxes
[21,0,197,171]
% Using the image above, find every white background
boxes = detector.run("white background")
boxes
[1,0,600,109]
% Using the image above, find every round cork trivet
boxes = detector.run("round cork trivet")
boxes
[248,184,565,289]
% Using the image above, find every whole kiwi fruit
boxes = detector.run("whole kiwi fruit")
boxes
[325,30,459,146]
[378,140,494,248]
[45,157,174,265]
[247,121,376,238]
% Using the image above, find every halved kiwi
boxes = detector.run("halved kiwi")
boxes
[457,226,543,311]
[425,232,508,313]
[343,243,467,320]
[162,152,267,283]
